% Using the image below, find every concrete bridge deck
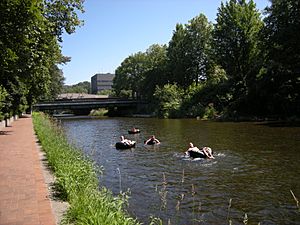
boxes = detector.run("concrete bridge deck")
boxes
[34,98,142,111]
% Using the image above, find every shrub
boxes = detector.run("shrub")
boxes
[0,86,8,121]
[153,84,183,118]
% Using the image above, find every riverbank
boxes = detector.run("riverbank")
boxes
[32,112,140,224]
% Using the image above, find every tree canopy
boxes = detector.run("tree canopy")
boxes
[212,0,264,113]
[0,0,84,118]
[113,0,299,119]
[261,0,300,116]
[113,44,167,100]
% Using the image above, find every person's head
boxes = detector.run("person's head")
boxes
[189,142,194,147]
[151,135,155,139]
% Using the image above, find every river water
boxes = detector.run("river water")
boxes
[60,117,300,225]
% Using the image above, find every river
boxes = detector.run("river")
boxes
[60,117,300,225]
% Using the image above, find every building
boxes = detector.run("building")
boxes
[91,73,115,94]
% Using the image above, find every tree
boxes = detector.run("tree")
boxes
[140,44,168,99]
[112,67,131,97]
[262,0,300,116]
[62,81,91,94]
[113,52,148,99]
[185,14,213,84]
[212,0,264,113]
[44,0,85,41]
[0,0,84,117]
[167,23,189,86]
[167,14,213,88]
[113,44,167,100]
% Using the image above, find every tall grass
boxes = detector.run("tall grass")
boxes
[32,112,140,225]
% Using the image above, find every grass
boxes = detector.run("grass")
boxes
[32,112,140,225]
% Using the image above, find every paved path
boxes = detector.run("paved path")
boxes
[0,116,56,225]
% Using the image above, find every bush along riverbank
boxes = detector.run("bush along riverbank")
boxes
[32,112,140,225]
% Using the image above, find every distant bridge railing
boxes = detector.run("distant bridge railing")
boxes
[33,98,144,111]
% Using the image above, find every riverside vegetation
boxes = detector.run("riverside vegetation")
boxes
[1,0,299,123]
[112,0,299,120]
[32,112,141,225]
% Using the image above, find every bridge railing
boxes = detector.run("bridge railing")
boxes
[38,97,136,104]
[33,98,147,111]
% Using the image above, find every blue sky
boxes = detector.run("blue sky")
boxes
[60,0,269,85]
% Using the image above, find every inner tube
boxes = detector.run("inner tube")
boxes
[187,149,214,159]
[144,140,159,145]
[128,130,140,134]
[187,150,206,158]
[115,141,136,149]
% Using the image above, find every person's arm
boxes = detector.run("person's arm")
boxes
[155,138,160,144]
[203,149,214,159]
[207,154,214,159]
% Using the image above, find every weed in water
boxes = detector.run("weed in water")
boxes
[175,200,180,211]
[117,167,122,193]
[290,189,300,211]
[191,184,196,225]
[159,172,168,211]
[149,215,163,225]
[227,198,232,221]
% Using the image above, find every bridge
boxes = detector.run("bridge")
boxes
[33,97,146,115]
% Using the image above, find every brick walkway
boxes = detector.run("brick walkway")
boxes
[0,116,56,225]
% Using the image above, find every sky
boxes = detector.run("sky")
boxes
[60,0,270,85]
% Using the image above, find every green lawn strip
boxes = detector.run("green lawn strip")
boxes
[32,112,140,225]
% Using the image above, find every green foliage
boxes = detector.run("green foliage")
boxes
[44,0,85,41]
[32,112,140,225]
[154,84,184,118]
[166,23,188,86]
[48,65,66,100]
[167,14,213,88]
[141,44,168,99]
[113,52,148,99]
[119,90,132,98]
[0,86,8,120]
[98,89,115,96]
[212,0,264,113]
[149,216,163,225]
[113,44,168,99]
[261,0,300,116]
[203,103,218,120]
[112,0,299,119]
[0,0,84,117]
[62,81,91,94]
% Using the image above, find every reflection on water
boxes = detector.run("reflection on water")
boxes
[61,117,300,225]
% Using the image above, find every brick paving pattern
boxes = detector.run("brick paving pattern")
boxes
[0,117,56,225]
